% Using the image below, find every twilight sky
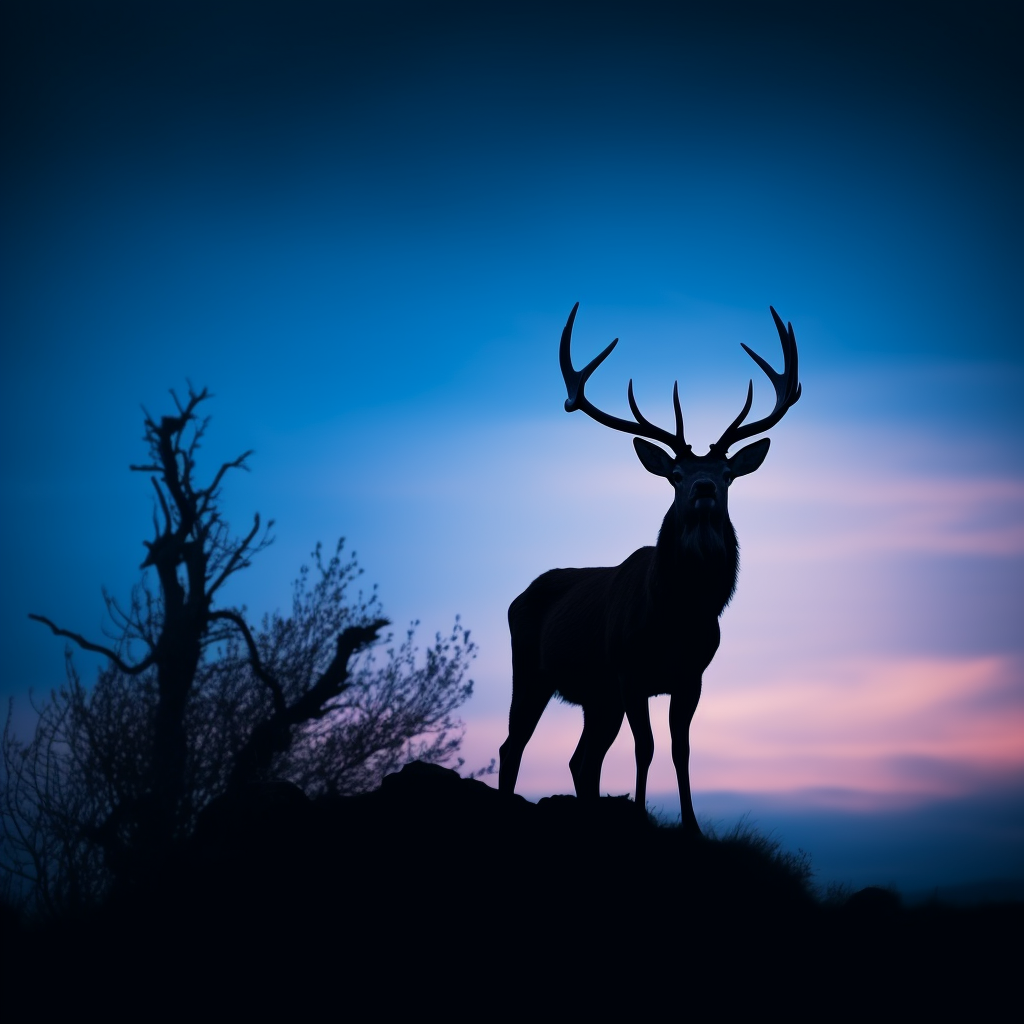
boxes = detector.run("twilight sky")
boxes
[3,1,1022,891]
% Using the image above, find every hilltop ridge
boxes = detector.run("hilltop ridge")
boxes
[4,762,1020,1015]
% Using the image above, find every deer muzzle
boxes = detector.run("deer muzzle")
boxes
[689,479,718,511]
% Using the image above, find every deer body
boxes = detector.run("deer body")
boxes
[499,304,800,833]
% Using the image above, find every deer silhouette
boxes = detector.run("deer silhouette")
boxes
[498,303,801,833]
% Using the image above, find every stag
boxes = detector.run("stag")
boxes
[498,303,800,833]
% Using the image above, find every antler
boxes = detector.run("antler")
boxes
[560,303,691,457]
[711,306,801,454]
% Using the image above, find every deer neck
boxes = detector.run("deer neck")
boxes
[650,505,739,616]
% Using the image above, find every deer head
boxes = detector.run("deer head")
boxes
[560,303,801,537]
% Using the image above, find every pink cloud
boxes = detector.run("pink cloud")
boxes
[744,473,1024,559]
[464,655,1024,808]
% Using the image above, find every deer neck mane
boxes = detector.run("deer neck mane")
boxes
[650,504,739,615]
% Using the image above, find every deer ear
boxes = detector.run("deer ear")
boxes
[728,438,770,478]
[633,438,676,478]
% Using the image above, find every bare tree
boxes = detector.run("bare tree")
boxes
[2,387,475,915]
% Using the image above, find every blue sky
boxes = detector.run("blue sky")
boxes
[2,1,1022,892]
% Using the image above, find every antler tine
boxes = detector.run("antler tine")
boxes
[560,304,689,456]
[712,306,801,454]
[715,380,754,450]
[769,305,802,407]
[560,303,619,413]
[672,381,685,448]
[627,381,686,452]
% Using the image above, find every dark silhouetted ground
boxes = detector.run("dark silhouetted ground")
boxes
[3,762,1021,1016]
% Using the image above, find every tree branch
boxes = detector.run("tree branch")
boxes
[286,619,390,724]
[151,477,172,535]
[207,514,265,600]
[225,618,389,791]
[200,452,254,510]
[208,609,285,714]
[27,615,155,676]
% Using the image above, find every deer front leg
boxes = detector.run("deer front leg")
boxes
[669,681,703,835]
[625,693,654,811]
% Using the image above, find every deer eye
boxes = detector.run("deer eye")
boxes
[722,471,733,486]
[671,469,684,484]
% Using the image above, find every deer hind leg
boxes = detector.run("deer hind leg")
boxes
[625,694,654,811]
[499,682,553,796]
[570,702,624,800]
